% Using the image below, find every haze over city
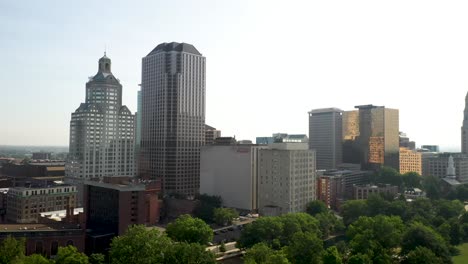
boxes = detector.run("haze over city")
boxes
[2,0,468,152]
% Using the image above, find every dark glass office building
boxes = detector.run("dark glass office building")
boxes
[139,42,206,197]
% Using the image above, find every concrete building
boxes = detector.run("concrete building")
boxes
[32,152,52,160]
[6,184,77,223]
[343,105,399,170]
[316,174,343,210]
[256,133,308,145]
[139,42,205,197]
[200,144,265,211]
[421,145,440,152]
[1,161,65,187]
[309,108,343,170]
[353,184,398,200]
[422,153,468,183]
[0,223,85,257]
[84,177,161,252]
[205,124,221,145]
[66,54,136,203]
[399,132,416,150]
[258,143,316,215]
[399,147,422,175]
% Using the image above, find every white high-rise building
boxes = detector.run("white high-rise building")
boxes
[66,54,135,203]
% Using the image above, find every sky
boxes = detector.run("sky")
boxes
[1,0,468,152]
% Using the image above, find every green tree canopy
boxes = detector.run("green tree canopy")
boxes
[306,200,328,216]
[322,246,342,264]
[285,231,323,264]
[0,236,25,264]
[401,222,451,263]
[347,253,372,264]
[213,207,239,226]
[88,253,105,264]
[55,246,89,264]
[193,194,222,223]
[402,172,422,188]
[341,200,368,226]
[164,242,216,264]
[166,214,213,245]
[402,246,444,264]
[12,254,51,264]
[243,243,290,264]
[110,225,171,264]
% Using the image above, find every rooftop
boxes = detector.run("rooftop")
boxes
[147,42,202,56]
[0,223,81,232]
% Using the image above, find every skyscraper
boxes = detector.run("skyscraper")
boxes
[309,108,343,170]
[139,42,206,196]
[355,105,399,170]
[462,92,468,154]
[66,54,135,202]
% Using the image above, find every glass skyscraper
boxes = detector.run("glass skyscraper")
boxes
[139,42,206,197]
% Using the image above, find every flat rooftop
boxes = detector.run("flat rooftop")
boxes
[0,223,82,232]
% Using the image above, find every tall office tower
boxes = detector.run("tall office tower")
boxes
[139,42,205,196]
[204,124,221,145]
[355,105,399,170]
[309,108,343,170]
[342,110,360,164]
[66,54,136,202]
[462,92,468,154]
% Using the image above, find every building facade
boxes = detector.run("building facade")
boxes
[258,143,316,215]
[205,125,221,145]
[200,144,265,211]
[353,184,398,199]
[316,175,343,210]
[309,108,343,170]
[422,153,468,183]
[357,105,399,170]
[399,147,422,175]
[6,184,77,223]
[139,42,205,196]
[66,55,135,202]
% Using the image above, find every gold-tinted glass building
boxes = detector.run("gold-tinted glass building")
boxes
[342,105,399,170]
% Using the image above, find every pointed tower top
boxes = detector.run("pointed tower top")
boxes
[98,54,111,73]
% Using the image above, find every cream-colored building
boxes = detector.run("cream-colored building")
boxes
[399,147,422,175]
[258,143,316,215]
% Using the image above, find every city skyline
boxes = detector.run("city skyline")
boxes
[2,1,468,152]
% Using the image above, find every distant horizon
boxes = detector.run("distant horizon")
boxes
[2,1,468,149]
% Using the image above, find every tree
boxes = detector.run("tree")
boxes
[238,217,284,249]
[422,175,441,200]
[13,255,51,264]
[110,225,171,264]
[341,200,368,226]
[278,213,321,245]
[322,246,342,264]
[402,246,444,264]
[347,253,372,264]
[193,194,222,223]
[219,241,226,253]
[401,222,451,263]
[347,215,404,261]
[402,172,422,188]
[366,194,390,216]
[243,243,290,264]
[89,254,105,264]
[164,242,216,264]
[0,236,25,264]
[433,199,464,220]
[306,200,328,216]
[213,207,238,226]
[55,246,89,264]
[285,231,323,264]
[315,212,344,239]
[375,166,402,186]
[166,214,213,244]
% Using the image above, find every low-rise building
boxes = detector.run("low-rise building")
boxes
[422,153,468,182]
[6,184,77,223]
[353,184,398,200]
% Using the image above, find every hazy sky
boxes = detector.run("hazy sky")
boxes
[1,1,468,151]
